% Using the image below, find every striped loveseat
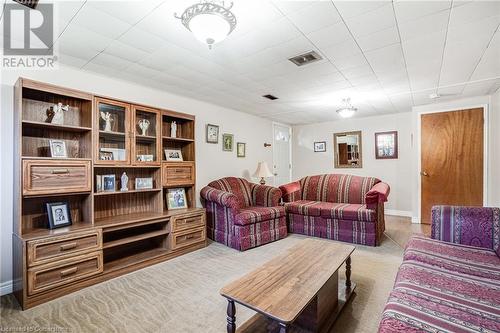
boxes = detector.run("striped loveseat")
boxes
[379,206,500,332]
[200,177,287,251]
[279,174,390,246]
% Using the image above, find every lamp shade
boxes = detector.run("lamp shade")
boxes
[253,161,273,178]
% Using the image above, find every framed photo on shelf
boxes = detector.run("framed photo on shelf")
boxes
[135,177,153,190]
[206,124,219,143]
[314,141,326,152]
[46,202,72,229]
[222,133,234,151]
[102,174,116,192]
[99,151,114,161]
[166,188,188,210]
[237,142,246,157]
[137,154,154,162]
[164,149,183,161]
[49,139,67,158]
[375,131,398,159]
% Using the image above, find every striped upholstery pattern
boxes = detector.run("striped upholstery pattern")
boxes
[284,200,375,222]
[201,177,286,251]
[432,206,500,251]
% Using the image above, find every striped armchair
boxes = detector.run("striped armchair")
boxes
[200,177,287,251]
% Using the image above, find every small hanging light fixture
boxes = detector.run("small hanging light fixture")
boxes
[336,98,358,118]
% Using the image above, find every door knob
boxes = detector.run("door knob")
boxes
[420,171,429,176]
[274,173,278,176]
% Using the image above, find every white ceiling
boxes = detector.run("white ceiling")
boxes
[2,0,500,124]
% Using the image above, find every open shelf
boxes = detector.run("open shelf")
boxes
[103,230,169,249]
[99,130,125,138]
[94,188,162,196]
[21,221,92,240]
[104,247,170,273]
[162,136,194,142]
[22,120,92,132]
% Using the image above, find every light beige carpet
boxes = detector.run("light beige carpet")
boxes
[1,233,405,333]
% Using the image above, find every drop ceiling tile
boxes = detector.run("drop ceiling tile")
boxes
[57,40,102,62]
[125,64,163,79]
[437,84,466,96]
[446,14,500,44]
[89,52,134,71]
[286,1,341,34]
[58,24,113,52]
[271,1,312,16]
[462,79,499,96]
[83,62,123,78]
[345,4,396,37]
[341,64,374,79]
[398,9,450,41]
[119,28,167,53]
[407,60,441,91]
[72,5,132,39]
[355,26,400,52]
[401,30,446,66]
[470,33,500,80]
[333,1,389,20]
[306,22,351,49]
[57,53,89,68]
[104,40,149,63]
[88,0,164,24]
[364,43,405,74]
[394,0,451,23]
[322,38,362,62]
[333,53,369,71]
[449,1,500,27]
[52,0,85,28]
[233,0,284,36]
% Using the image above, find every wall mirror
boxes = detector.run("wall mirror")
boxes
[334,131,362,168]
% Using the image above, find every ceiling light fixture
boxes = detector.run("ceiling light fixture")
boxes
[336,98,357,118]
[175,1,237,49]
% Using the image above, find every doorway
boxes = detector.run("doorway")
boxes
[272,123,291,186]
[420,108,485,224]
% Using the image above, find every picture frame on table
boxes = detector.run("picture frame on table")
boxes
[166,188,188,210]
[164,149,183,161]
[314,141,326,152]
[49,139,67,158]
[102,174,116,192]
[375,131,398,159]
[135,177,153,190]
[206,124,219,144]
[46,202,72,229]
[137,154,154,162]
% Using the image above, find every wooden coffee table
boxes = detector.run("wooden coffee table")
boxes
[220,238,356,333]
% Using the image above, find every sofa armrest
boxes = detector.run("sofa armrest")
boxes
[365,182,390,209]
[279,181,301,203]
[431,205,500,251]
[200,186,241,211]
[251,184,282,207]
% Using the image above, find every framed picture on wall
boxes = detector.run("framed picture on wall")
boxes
[375,131,398,159]
[206,124,219,143]
[237,142,246,157]
[314,141,326,152]
[222,133,234,151]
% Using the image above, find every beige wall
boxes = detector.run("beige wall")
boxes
[292,112,413,214]
[0,65,274,293]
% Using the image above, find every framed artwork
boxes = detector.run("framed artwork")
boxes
[166,188,188,210]
[206,124,219,143]
[137,154,154,162]
[135,177,153,190]
[222,133,234,151]
[237,142,246,157]
[46,202,72,229]
[49,139,67,158]
[375,131,398,159]
[102,174,116,192]
[314,141,326,152]
[99,151,114,161]
[164,149,183,161]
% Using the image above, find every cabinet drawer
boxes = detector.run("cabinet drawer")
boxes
[170,227,205,251]
[23,160,91,196]
[162,162,195,186]
[27,252,103,295]
[171,213,205,232]
[27,230,102,267]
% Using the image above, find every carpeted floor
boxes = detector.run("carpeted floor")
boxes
[1,218,416,333]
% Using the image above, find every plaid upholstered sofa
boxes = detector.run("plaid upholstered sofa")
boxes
[200,177,287,251]
[379,206,500,332]
[279,174,390,246]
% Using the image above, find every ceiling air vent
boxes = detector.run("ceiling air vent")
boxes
[13,0,39,9]
[288,51,322,66]
[263,94,278,100]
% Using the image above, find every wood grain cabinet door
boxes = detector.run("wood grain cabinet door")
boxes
[420,108,484,224]
[162,162,195,187]
[23,160,92,196]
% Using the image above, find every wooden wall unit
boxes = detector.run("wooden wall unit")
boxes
[13,78,205,309]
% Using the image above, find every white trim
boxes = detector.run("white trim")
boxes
[385,209,413,217]
[0,280,13,296]
[272,122,292,186]
[411,216,420,224]
[416,103,489,224]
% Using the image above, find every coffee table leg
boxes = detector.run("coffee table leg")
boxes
[346,256,352,289]
[226,299,236,333]
[278,322,288,333]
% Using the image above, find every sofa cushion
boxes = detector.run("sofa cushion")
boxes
[207,177,253,207]
[234,206,286,226]
[404,235,500,281]
[284,200,375,222]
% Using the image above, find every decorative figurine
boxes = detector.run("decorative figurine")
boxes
[171,121,177,138]
[120,172,128,192]
[47,102,69,125]
[100,112,113,132]
[138,119,150,136]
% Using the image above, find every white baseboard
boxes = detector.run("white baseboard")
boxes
[411,216,420,224]
[385,209,412,217]
[0,280,13,296]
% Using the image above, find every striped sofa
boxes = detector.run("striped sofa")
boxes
[279,174,390,246]
[379,206,500,332]
[200,177,287,251]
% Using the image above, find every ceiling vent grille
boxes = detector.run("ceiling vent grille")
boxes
[288,51,322,66]
[263,94,278,100]
[13,0,39,9]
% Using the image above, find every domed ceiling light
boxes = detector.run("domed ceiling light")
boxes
[175,1,237,49]
[336,98,357,118]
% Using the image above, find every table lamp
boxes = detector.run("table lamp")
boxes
[253,161,273,185]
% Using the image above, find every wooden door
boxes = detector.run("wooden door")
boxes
[420,108,483,224]
[338,143,348,165]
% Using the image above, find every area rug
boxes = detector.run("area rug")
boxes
[1,234,404,333]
